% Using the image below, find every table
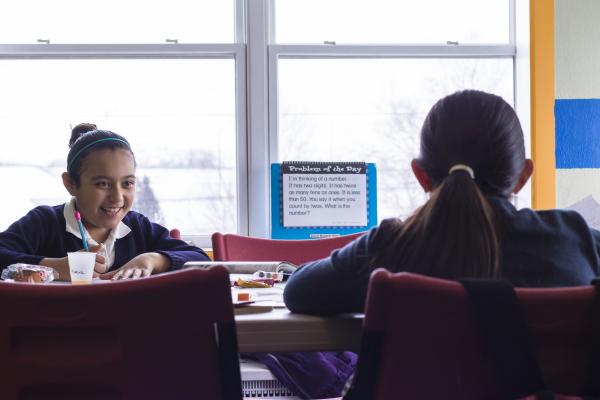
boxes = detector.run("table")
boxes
[232,282,363,352]
[235,308,363,353]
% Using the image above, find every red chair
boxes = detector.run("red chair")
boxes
[211,232,364,264]
[0,267,242,400]
[346,270,597,399]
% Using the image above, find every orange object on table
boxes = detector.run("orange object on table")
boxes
[237,292,251,302]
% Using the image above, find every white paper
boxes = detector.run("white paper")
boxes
[282,173,367,227]
[567,195,600,230]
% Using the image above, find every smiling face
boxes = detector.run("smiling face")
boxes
[63,148,136,240]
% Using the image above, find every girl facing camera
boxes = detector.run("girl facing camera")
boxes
[0,124,209,281]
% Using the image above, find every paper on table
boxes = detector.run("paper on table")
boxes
[567,195,600,230]
[232,285,286,308]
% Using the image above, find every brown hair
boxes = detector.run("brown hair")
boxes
[67,124,135,187]
[372,90,526,279]
[69,123,97,146]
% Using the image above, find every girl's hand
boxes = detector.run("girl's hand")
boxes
[40,244,105,281]
[39,257,71,281]
[88,243,107,277]
[99,252,170,280]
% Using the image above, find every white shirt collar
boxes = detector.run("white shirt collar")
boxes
[63,197,131,268]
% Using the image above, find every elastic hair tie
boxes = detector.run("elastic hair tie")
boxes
[67,138,130,171]
[448,164,475,179]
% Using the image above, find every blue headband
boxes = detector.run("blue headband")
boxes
[67,138,130,171]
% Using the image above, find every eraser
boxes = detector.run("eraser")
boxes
[237,292,251,302]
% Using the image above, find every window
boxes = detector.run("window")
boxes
[0,1,528,244]
[277,58,514,219]
[275,0,510,44]
[270,0,529,225]
[0,0,234,43]
[0,2,244,246]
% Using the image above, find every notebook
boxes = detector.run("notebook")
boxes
[183,261,297,275]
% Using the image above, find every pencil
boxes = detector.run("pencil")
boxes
[74,211,90,251]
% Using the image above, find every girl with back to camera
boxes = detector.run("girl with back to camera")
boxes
[284,89,600,315]
[0,123,210,281]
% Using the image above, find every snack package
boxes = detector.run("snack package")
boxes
[234,276,275,288]
[1,263,58,283]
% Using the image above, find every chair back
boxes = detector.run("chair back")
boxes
[348,270,597,399]
[211,232,363,264]
[0,267,242,400]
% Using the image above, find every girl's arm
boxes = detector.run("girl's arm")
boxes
[140,214,211,269]
[39,257,71,281]
[283,230,377,316]
[0,207,53,269]
[41,244,106,281]
[99,213,210,280]
[0,206,108,281]
[101,252,170,280]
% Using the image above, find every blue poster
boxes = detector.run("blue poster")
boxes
[271,162,377,239]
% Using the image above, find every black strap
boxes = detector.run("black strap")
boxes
[342,329,384,400]
[460,279,546,400]
[585,278,600,396]
[216,321,243,400]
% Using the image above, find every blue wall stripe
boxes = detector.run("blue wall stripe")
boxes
[555,98,600,168]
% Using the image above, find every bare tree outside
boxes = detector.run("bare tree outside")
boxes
[361,100,424,220]
[278,58,514,223]
[279,111,316,161]
[134,175,165,226]
[198,164,237,233]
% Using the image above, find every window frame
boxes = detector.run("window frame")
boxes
[252,0,530,238]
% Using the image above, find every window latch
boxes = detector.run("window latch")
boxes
[166,39,179,44]
[446,40,459,45]
[37,39,50,44]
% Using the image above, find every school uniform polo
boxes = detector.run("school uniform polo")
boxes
[283,196,600,316]
[63,197,130,270]
[0,203,210,271]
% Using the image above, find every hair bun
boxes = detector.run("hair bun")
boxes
[69,123,98,147]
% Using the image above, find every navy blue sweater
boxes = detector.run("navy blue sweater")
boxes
[284,197,600,315]
[0,204,210,271]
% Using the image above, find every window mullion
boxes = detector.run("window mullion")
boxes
[245,0,271,238]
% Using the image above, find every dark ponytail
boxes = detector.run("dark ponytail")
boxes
[374,170,499,278]
[69,123,97,147]
[372,90,525,279]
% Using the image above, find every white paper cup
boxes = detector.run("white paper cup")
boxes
[67,252,96,284]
